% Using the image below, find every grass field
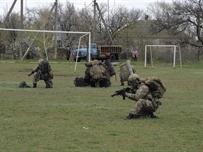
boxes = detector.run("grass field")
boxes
[0,59,203,152]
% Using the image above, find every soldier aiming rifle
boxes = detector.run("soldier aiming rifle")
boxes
[111,74,166,120]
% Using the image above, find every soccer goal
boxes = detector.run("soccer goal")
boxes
[0,27,91,72]
[74,33,91,72]
[144,45,182,68]
[0,27,91,60]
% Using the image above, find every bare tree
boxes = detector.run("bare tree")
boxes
[58,2,79,48]
[106,7,143,48]
[94,5,143,45]
[3,13,22,58]
[0,0,143,59]
[147,0,203,62]
[25,6,55,59]
[148,0,203,47]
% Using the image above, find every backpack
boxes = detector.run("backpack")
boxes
[39,60,51,74]
[144,76,166,99]
[119,61,136,82]
[119,60,136,74]
[89,60,106,80]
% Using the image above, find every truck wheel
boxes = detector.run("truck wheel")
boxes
[110,54,116,62]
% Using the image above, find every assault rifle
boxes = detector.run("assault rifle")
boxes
[111,87,132,100]
[28,71,34,77]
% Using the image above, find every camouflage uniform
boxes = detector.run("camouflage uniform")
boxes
[32,59,53,88]
[119,61,136,86]
[124,74,162,119]
[84,59,113,87]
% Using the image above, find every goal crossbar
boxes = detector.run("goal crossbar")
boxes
[0,28,90,34]
[144,45,182,68]
[0,27,91,59]
[0,28,91,72]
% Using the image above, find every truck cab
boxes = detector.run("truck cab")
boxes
[72,43,98,62]
[72,43,122,62]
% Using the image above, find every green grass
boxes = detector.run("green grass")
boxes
[0,59,203,152]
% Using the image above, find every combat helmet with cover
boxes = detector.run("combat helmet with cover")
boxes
[19,81,30,88]
[128,74,140,86]
[38,58,44,64]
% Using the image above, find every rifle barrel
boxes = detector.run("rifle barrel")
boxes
[28,73,32,77]
[111,93,118,97]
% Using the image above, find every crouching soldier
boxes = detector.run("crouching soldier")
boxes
[84,59,116,87]
[119,60,136,86]
[29,58,53,88]
[124,74,166,119]
[112,74,166,119]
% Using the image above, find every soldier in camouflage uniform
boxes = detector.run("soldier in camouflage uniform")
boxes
[31,58,53,88]
[119,60,136,86]
[84,59,115,87]
[124,74,164,119]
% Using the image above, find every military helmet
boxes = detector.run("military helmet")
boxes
[19,81,30,88]
[128,74,140,82]
[128,74,140,86]
[38,58,44,64]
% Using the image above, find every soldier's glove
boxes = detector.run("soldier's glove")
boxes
[121,90,126,100]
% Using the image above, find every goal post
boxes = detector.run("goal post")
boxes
[144,45,182,68]
[74,33,91,72]
[0,28,91,72]
[0,27,91,60]
[0,27,91,72]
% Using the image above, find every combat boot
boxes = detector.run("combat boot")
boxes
[33,83,37,88]
[46,85,52,88]
[125,113,143,119]
[149,113,159,119]
[125,113,135,120]
[45,82,52,88]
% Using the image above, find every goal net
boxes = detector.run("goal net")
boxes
[144,45,182,68]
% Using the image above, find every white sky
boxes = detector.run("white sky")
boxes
[0,0,173,15]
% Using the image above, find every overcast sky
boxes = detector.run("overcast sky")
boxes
[0,0,173,15]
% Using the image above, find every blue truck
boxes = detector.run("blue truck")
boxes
[72,43,122,62]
